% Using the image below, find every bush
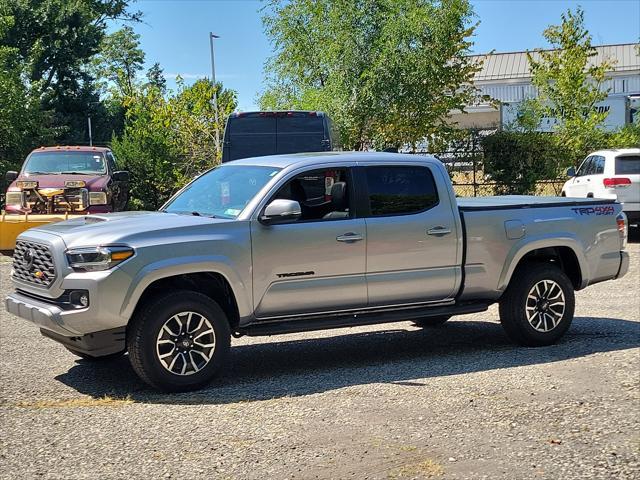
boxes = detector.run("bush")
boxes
[481,131,570,195]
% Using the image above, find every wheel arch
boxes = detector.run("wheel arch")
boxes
[499,240,587,293]
[121,257,251,330]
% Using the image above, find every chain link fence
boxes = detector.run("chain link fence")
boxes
[407,129,566,197]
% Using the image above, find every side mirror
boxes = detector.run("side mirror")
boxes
[113,171,130,182]
[566,167,576,177]
[260,199,301,225]
[5,171,18,182]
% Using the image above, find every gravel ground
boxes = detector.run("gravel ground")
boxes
[0,241,638,480]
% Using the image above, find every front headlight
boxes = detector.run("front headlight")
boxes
[5,191,24,206]
[65,180,86,188]
[66,246,134,272]
[16,180,37,189]
[89,191,108,205]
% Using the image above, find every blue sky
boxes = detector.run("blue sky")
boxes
[128,0,640,111]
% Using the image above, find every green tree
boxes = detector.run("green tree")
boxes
[260,0,479,150]
[93,26,145,97]
[146,62,167,93]
[0,0,140,145]
[112,79,238,210]
[519,7,613,166]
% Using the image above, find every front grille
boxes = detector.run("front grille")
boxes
[12,241,57,287]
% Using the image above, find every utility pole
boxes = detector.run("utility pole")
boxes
[209,32,221,157]
[87,116,93,147]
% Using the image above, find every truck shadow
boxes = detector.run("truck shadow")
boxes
[55,316,640,404]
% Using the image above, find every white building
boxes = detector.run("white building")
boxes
[450,43,640,131]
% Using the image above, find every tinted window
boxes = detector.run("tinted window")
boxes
[365,166,438,216]
[615,155,640,174]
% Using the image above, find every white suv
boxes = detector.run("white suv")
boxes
[562,148,640,227]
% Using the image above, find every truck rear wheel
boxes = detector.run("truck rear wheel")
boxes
[499,264,575,346]
[127,290,231,392]
[413,316,451,327]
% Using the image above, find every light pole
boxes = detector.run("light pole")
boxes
[209,32,221,157]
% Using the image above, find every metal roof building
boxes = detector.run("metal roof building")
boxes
[450,43,640,130]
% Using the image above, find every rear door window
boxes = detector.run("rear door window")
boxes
[364,166,439,217]
[615,155,640,175]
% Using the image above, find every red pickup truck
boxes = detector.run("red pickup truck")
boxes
[4,146,129,214]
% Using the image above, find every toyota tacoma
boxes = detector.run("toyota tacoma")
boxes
[5,152,630,391]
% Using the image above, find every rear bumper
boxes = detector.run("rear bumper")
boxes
[616,251,630,279]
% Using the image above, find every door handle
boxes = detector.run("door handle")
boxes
[427,226,452,236]
[336,232,363,243]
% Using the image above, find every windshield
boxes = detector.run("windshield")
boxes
[23,151,107,175]
[163,165,282,219]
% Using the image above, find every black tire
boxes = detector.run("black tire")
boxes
[499,263,575,347]
[127,290,231,392]
[65,347,125,361]
[413,316,451,327]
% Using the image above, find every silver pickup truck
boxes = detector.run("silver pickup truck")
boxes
[5,152,630,391]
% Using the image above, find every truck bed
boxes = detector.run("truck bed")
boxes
[457,195,615,211]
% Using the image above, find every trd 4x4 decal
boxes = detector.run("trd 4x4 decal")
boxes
[571,205,615,216]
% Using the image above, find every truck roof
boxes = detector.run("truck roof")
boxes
[225,151,438,169]
[32,146,111,153]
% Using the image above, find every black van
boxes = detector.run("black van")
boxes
[221,111,339,163]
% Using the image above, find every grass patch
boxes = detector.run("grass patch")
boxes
[389,459,444,479]
[14,395,134,409]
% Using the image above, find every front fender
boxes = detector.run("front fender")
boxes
[498,234,590,292]
[120,255,252,320]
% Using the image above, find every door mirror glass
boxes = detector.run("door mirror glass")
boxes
[113,171,130,182]
[261,199,301,224]
[5,171,18,182]
[566,167,576,177]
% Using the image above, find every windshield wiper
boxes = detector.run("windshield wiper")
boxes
[168,210,221,218]
[26,171,58,175]
[60,171,93,175]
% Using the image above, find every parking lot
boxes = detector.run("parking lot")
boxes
[0,241,638,480]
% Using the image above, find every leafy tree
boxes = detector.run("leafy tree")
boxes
[0,0,140,145]
[260,0,479,150]
[146,62,167,93]
[93,26,145,97]
[112,79,238,210]
[518,7,613,166]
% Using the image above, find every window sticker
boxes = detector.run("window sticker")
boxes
[221,182,230,206]
[224,208,241,216]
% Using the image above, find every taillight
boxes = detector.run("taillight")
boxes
[603,177,631,187]
[616,213,628,248]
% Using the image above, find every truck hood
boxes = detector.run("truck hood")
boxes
[27,211,233,248]
[10,174,109,191]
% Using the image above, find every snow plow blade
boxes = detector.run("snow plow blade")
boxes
[0,212,82,251]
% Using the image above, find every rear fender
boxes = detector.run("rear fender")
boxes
[498,235,589,292]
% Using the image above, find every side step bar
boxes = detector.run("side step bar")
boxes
[238,302,490,337]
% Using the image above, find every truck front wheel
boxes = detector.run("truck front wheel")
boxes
[127,290,231,392]
[499,264,575,347]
